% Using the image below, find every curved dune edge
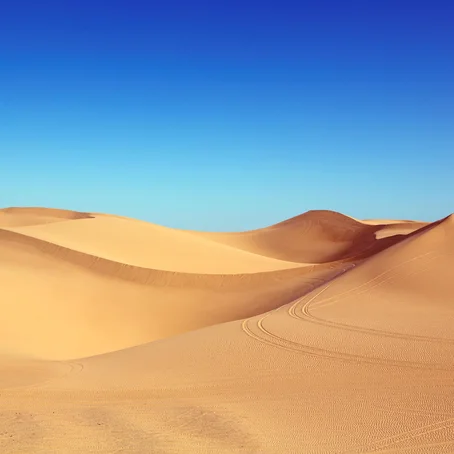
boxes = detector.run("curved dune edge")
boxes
[5,215,310,273]
[0,227,310,287]
[54,214,452,363]
[192,210,408,263]
[0,230,317,359]
[2,207,421,266]
[0,230,363,361]
[0,206,93,227]
[361,218,425,225]
[65,210,454,367]
[0,220,410,288]
[0,207,92,219]
[0,209,426,361]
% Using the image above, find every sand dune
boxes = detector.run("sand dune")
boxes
[0,208,340,359]
[5,214,303,273]
[361,218,424,225]
[0,234,314,359]
[1,207,452,453]
[0,206,92,227]
[196,210,411,263]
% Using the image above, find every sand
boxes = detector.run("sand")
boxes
[0,207,452,453]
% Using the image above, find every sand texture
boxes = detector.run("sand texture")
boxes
[0,207,452,453]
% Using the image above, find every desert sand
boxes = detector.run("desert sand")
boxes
[0,206,452,453]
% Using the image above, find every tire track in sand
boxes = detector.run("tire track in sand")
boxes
[241,253,454,370]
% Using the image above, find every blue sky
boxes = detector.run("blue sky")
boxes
[1,1,453,230]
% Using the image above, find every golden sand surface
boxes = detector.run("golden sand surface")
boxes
[0,207,452,453]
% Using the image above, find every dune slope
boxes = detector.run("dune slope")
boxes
[0,206,93,227]
[0,207,353,359]
[196,209,414,263]
[5,214,303,273]
[0,228,329,360]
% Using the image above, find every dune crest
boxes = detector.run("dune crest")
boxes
[4,213,306,273]
[196,209,410,263]
[0,206,92,227]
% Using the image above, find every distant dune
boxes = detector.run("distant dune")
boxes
[0,206,452,453]
[0,206,93,227]
[196,209,423,262]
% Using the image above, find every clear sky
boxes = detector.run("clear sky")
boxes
[1,1,453,230]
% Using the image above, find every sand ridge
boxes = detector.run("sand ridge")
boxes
[0,207,93,227]
[4,215,304,273]
[0,207,452,453]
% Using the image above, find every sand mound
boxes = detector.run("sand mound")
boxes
[372,221,428,239]
[198,209,407,263]
[0,210,355,359]
[0,207,92,227]
[362,218,423,225]
[5,214,303,273]
[0,229,321,359]
[38,213,452,452]
[1,208,453,453]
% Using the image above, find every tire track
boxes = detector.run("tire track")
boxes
[343,417,454,453]
[292,254,454,345]
[242,310,454,371]
[289,251,438,316]
[241,252,453,370]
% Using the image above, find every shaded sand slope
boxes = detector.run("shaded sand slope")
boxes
[362,218,424,225]
[5,214,303,273]
[2,207,417,268]
[0,208,370,360]
[196,210,412,263]
[0,226,340,360]
[12,214,450,453]
[361,219,429,239]
[0,207,415,360]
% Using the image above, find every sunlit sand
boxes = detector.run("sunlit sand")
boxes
[1,206,452,453]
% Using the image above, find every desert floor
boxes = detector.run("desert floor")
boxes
[1,207,453,453]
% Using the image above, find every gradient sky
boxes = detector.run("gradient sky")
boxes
[1,1,453,230]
